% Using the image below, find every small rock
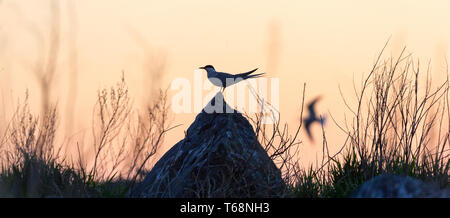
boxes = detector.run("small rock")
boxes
[352,174,449,198]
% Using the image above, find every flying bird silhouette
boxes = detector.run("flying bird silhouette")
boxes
[303,96,326,141]
[199,65,264,92]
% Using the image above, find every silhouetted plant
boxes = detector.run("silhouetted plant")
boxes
[292,44,449,197]
[0,92,91,197]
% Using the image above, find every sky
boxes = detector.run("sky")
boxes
[0,0,449,167]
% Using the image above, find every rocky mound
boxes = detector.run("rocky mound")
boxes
[130,92,284,197]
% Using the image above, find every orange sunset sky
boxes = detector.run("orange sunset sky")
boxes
[0,0,449,167]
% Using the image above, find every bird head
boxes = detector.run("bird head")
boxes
[199,65,215,70]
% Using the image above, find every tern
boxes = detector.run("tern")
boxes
[304,96,326,141]
[199,65,264,92]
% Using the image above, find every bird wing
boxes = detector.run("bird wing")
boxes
[307,96,322,118]
[304,96,323,142]
[213,71,233,80]
[235,68,259,78]
[304,118,313,141]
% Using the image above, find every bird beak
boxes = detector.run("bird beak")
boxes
[199,67,205,69]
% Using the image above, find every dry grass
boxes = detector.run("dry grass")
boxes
[290,44,449,197]
[0,74,171,197]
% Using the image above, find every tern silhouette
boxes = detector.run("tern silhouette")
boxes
[303,96,326,141]
[199,65,264,92]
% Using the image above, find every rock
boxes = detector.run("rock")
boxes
[352,174,449,198]
[131,92,284,197]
